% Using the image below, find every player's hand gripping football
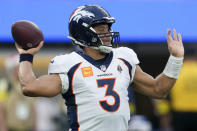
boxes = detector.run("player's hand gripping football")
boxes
[167,29,184,58]
[15,41,44,55]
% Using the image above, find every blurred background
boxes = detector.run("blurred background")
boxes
[0,0,197,131]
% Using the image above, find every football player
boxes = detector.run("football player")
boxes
[15,5,184,131]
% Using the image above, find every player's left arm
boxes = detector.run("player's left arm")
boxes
[132,29,184,99]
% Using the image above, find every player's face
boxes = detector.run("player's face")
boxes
[93,24,111,46]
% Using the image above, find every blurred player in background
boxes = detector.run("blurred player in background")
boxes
[0,53,36,131]
[15,5,184,131]
[35,95,69,131]
[156,47,197,131]
[1,54,68,131]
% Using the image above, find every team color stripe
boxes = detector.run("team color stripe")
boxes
[118,58,133,80]
[62,62,82,131]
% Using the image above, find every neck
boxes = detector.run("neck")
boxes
[83,47,106,60]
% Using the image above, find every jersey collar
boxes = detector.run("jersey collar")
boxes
[75,51,113,72]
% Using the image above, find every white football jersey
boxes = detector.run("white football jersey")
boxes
[48,47,139,131]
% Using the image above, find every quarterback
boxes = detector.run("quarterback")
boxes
[15,5,184,131]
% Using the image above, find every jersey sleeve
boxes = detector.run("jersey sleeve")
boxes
[117,47,140,82]
[48,55,69,94]
[48,55,67,74]
[121,47,139,65]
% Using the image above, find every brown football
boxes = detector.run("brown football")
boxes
[11,20,44,50]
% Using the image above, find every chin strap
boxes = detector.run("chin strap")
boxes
[89,45,112,53]
[98,45,112,53]
[68,36,112,53]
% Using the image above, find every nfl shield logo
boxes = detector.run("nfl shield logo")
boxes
[100,65,107,72]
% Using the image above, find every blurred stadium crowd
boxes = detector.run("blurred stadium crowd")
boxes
[0,43,197,131]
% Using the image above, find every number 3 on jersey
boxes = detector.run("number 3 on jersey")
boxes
[96,78,120,112]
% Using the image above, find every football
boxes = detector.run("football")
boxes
[11,20,44,50]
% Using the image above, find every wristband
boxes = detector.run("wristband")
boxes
[163,55,183,79]
[19,54,34,63]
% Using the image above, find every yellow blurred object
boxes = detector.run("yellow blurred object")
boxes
[171,61,197,112]
[156,100,170,115]
[0,78,9,101]
[129,102,136,114]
